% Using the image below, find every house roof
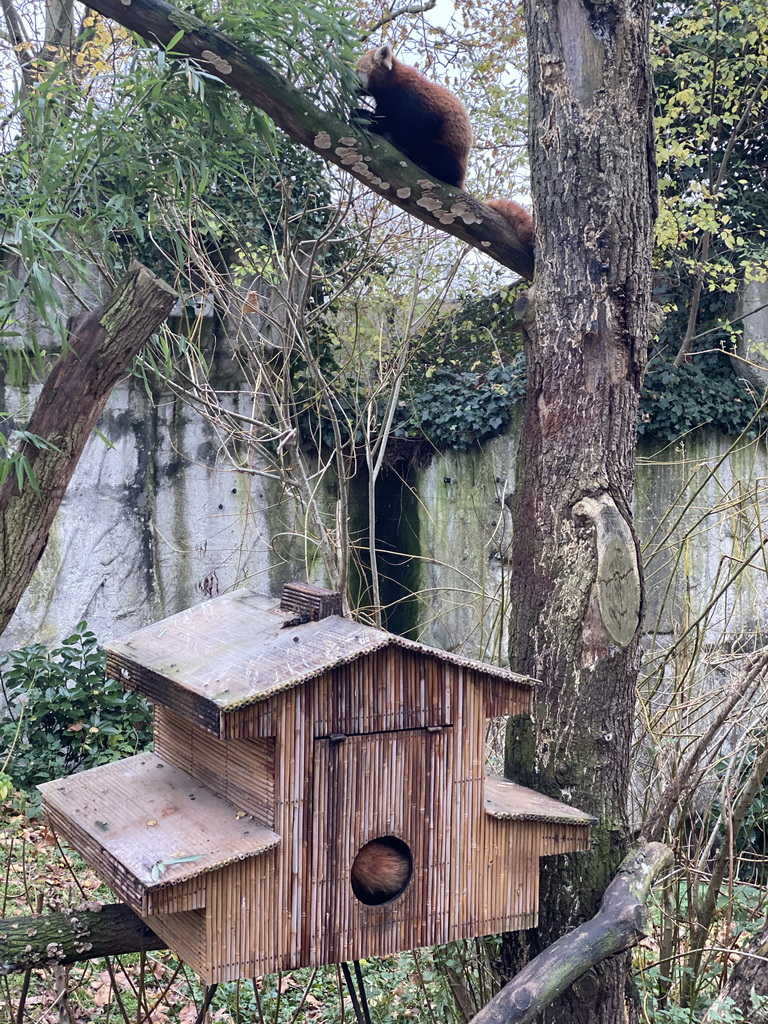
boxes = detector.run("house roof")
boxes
[484,774,598,826]
[105,588,534,714]
[39,753,280,910]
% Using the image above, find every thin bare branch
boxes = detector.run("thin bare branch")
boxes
[642,646,768,842]
[361,1,437,39]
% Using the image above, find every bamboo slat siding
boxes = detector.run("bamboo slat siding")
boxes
[206,853,281,979]
[109,654,222,734]
[219,653,532,742]
[41,586,596,985]
[539,824,593,856]
[151,910,206,975]
[154,706,275,828]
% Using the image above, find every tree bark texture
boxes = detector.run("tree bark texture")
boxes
[0,261,177,637]
[700,919,768,1024]
[504,3,657,1022]
[81,0,534,280]
[0,903,167,973]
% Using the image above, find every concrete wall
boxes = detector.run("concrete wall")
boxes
[410,430,768,660]
[3,373,768,657]
[1,376,325,649]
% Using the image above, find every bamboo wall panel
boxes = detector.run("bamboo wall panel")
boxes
[106,651,222,735]
[477,672,533,718]
[155,706,275,827]
[147,877,207,916]
[220,651,533,742]
[205,851,282,981]
[148,910,207,977]
[310,729,436,964]
[539,823,591,856]
[467,813,540,936]
[222,649,453,741]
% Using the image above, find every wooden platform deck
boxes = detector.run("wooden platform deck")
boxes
[39,753,280,913]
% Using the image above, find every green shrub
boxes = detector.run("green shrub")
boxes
[0,623,152,814]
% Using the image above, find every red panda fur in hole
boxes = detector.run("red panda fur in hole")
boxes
[356,47,534,251]
[350,836,412,905]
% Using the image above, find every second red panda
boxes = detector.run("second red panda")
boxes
[486,198,534,250]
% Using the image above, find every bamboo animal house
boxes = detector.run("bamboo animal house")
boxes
[40,583,596,983]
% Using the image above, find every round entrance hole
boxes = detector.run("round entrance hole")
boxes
[350,836,413,906]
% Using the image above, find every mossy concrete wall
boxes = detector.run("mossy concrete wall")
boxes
[412,430,768,660]
[408,428,519,661]
[3,375,768,657]
[636,432,768,645]
[1,378,326,649]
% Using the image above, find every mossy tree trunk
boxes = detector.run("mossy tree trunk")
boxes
[503,3,657,1022]
[700,918,768,1024]
[0,262,176,637]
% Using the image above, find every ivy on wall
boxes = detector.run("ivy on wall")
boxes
[393,279,760,451]
[397,350,758,452]
[404,359,527,451]
[638,352,759,442]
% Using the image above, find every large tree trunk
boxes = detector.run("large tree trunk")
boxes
[700,919,768,1024]
[504,3,657,1022]
[0,261,177,637]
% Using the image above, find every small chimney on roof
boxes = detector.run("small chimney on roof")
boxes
[279,582,343,622]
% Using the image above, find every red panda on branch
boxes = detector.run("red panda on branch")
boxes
[356,45,534,253]
[486,198,535,250]
[356,44,473,188]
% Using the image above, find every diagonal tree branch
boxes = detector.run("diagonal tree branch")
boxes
[79,0,534,280]
[471,842,674,1024]
[0,261,177,637]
